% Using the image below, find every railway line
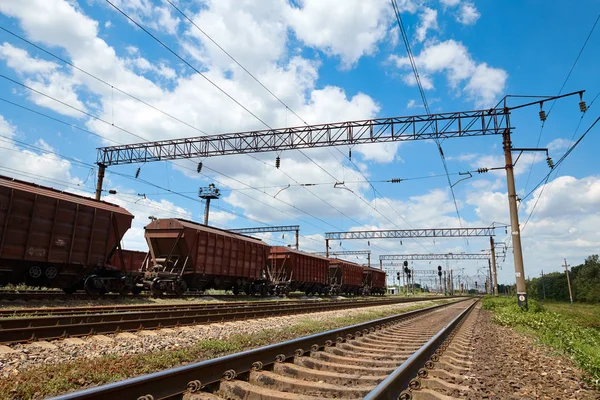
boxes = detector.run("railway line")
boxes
[0,296,459,344]
[49,298,478,400]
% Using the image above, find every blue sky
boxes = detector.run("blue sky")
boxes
[0,0,598,289]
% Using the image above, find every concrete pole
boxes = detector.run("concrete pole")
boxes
[488,259,493,295]
[95,163,106,201]
[541,270,546,300]
[368,253,371,268]
[443,270,447,295]
[490,236,499,296]
[379,259,382,270]
[325,239,329,257]
[411,268,415,295]
[503,127,528,309]
[203,198,211,225]
[564,259,574,306]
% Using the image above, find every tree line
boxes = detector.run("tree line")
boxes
[526,255,600,303]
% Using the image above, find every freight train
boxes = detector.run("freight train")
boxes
[0,175,386,296]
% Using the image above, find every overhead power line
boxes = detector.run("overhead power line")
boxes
[390,0,468,249]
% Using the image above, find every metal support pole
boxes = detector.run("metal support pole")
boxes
[95,163,106,201]
[368,253,371,268]
[325,239,329,257]
[203,198,211,225]
[450,270,454,295]
[379,259,383,270]
[503,126,528,309]
[411,269,415,295]
[564,258,574,306]
[488,259,493,295]
[443,270,447,296]
[541,270,546,301]
[490,236,498,296]
[295,229,299,250]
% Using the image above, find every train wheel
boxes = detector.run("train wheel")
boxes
[119,277,132,295]
[174,280,187,296]
[232,286,240,295]
[131,286,143,295]
[150,278,163,297]
[84,275,104,295]
[260,285,268,297]
[28,266,42,279]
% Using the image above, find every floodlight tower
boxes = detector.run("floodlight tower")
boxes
[199,184,221,225]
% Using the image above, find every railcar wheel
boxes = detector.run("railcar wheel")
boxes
[62,286,76,294]
[174,280,187,296]
[131,286,143,295]
[119,276,132,295]
[150,278,163,297]
[232,286,239,295]
[84,275,105,295]
[28,266,42,279]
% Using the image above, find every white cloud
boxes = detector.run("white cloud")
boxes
[416,7,438,43]
[439,0,461,6]
[390,39,507,107]
[457,3,480,25]
[547,138,571,152]
[104,20,112,29]
[0,42,59,75]
[285,0,394,67]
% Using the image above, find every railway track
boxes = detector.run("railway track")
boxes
[49,298,478,400]
[0,297,459,344]
[0,290,259,301]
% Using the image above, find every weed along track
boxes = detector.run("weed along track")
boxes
[49,298,478,400]
[0,297,458,344]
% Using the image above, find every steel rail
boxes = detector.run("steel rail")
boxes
[0,297,459,344]
[48,298,469,400]
[364,300,477,399]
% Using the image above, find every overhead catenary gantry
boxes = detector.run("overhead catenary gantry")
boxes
[380,253,496,261]
[229,225,300,250]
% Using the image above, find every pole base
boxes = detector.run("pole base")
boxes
[517,292,528,310]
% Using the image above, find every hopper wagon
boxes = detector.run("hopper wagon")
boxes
[0,175,134,294]
[328,258,364,295]
[362,266,387,295]
[143,218,271,296]
[267,247,329,296]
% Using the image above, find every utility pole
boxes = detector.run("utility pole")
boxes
[490,236,498,296]
[564,259,574,306]
[541,270,546,301]
[503,126,528,309]
[325,239,329,257]
[443,270,447,295]
[198,184,221,225]
[488,259,493,295]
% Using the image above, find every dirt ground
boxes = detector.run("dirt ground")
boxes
[470,309,599,400]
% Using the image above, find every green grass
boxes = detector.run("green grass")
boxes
[483,296,600,388]
[0,299,453,400]
[542,301,600,330]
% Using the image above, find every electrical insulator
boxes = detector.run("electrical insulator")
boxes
[108,189,117,195]
[197,162,203,173]
[390,178,402,183]
[135,167,141,179]
[403,260,408,267]
[400,240,403,245]
[476,168,489,174]
[349,149,352,159]
[275,156,281,169]
[546,156,555,169]
[539,110,547,121]
[579,101,587,113]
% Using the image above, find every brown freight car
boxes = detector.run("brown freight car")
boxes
[328,258,364,295]
[268,247,329,295]
[109,249,149,294]
[362,266,387,295]
[0,175,134,294]
[143,218,270,295]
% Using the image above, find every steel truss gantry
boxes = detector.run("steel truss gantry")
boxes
[96,109,510,167]
[229,225,300,250]
[380,253,494,261]
[326,227,495,241]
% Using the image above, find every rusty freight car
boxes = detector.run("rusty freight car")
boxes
[362,266,387,295]
[328,258,364,295]
[0,175,134,294]
[143,219,271,296]
[267,247,329,296]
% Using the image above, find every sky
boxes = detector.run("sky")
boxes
[0,0,598,289]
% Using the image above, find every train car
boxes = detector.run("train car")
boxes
[328,258,364,295]
[0,175,134,294]
[267,247,329,295]
[362,266,387,295]
[109,249,149,294]
[143,218,271,296]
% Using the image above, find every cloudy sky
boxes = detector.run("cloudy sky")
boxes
[0,0,598,288]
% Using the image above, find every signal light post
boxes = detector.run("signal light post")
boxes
[199,184,221,225]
